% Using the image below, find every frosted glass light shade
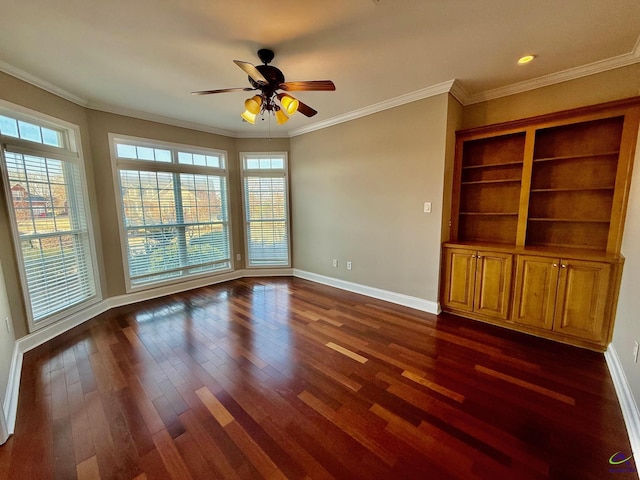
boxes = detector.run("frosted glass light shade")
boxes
[280,95,299,115]
[244,95,263,115]
[274,108,289,125]
[241,110,256,124]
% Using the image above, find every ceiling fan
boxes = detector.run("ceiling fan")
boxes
[192,48,336,125]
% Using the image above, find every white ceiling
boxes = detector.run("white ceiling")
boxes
[1,0,639,138]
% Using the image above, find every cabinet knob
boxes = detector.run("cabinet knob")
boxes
[553,263,558,267]
[477,255,482,259]
[471,255,476,258]
[561,264,567,268]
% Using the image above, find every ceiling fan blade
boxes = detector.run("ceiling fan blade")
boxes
[279,80,336,92]
[191,87,256,95]
[233,60,268,85]
[296,100,318,117]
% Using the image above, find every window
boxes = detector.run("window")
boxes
[0,114,64,148]
[241,153,290,267]
[0,109,98,329]
[112,136,232,289]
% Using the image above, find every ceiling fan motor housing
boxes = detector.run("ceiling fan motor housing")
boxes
[250,65,285,91]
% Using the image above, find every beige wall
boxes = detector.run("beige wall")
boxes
[0,259,16,403]
[613,126,640,409]
[290,94,451,301]
[462,63,640,129]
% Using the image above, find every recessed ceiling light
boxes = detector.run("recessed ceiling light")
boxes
[518,55,536,65]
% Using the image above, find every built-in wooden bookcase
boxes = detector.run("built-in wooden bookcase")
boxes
[458,133,525,244]
[526,116,624,251]
[443,98,640,351]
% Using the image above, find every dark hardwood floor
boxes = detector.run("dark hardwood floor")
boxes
[0,277,635,479]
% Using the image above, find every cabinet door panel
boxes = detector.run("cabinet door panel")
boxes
[442,248,476,312]
[474,252,513,319]
[512,255,558,330]
[554,260,611,341]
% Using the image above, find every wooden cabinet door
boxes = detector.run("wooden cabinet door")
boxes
[554,260,611,341]
[512,255,559,330]
[442,248,476,312]
[473,251,513,320]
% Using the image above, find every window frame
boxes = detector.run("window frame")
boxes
[0,111,70,150]
[110,133,234,292]
[240,152,291,269]
[0,101,101,332]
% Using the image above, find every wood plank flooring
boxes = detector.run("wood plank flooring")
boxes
[0,277,635,479]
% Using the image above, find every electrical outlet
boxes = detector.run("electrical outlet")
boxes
[236,254,241,261]
[346,261,352,270]
[634,341,639,363]
[423,202,432,213]
[4,316,10,333]
[332,259,338,268]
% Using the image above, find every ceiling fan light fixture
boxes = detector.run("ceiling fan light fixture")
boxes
[274,107,289,125]
[241,110,257,124]
[280,94,299,115]
[194,49,334,126]
[245,95,263,115]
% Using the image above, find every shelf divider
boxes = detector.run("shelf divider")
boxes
[528,217,610,223]
[532,151,619,163]
[461,160,523,170]
[460,212,519,216]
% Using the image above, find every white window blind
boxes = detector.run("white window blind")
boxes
[0,113,97,327]
[113,137,231,288]
[241,153,290,267]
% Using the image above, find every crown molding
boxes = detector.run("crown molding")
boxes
[447,79,470,106]
[0,61,89,107]
[86,102,237,138]
[288,80,457,137]
[3,32,640,137]
[463,42,640,105]
[0,61,238,137]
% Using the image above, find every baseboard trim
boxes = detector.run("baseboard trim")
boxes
[17,300,113,354]
[292,269,440,314]
[605,344,640,462]
[3,341,22,435]
[243,267,295,277]
[113,270,245,310]
[0,402,7,444]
